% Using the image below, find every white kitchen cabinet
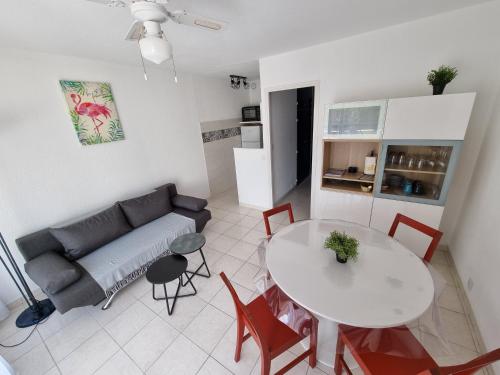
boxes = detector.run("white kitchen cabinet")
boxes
[315,189,374,226]
[383,93,475,140]
[370,198,444,259]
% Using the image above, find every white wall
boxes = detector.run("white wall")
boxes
[260,1,500,242]
[249,79,261,105]
[193,76,250,196]
[270,89,297,202]
[449,93,500,373]
[0,48,211,304]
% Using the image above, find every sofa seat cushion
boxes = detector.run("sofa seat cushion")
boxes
[50,204,132,260]
[119,190,173,228]
[25,252,81,294]
[172,194,208,211]
[76,213,195,293]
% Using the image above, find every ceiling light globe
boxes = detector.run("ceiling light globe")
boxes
[139,36,172,64]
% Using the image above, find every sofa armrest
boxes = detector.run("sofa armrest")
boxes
[172,194,207,212]
[25,251,81,294]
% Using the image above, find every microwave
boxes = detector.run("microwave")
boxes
[242,106,260,122]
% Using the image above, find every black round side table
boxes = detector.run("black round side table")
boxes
[170,233,210,286]
[146,254,197,315]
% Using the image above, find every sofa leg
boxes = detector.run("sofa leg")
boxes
[101,291,119,310]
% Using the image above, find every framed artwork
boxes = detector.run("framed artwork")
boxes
[60,80,125,145]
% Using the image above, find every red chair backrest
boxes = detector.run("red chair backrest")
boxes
[262,203,295,237]
[417,348,500,375]
[388,213,443,262]
[219,272,269,351]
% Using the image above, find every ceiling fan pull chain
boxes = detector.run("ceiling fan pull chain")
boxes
[171,55,178,83]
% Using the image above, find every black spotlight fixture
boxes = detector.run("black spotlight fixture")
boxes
[0,232,55,328]
[230,75,249,90]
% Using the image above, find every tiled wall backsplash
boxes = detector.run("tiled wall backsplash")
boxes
[201,118,241,196]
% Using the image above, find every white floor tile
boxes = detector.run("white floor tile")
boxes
[209,220,234,234]
[209,235,239,254]
[58,330,119,375]
[94,350,143,375]
[223,225,251,240]
[45,313,100,361]
[0,305,25,342]
[197,357,233,375]
[124,316,179,371]
[227,241,258,262]
[44,367,61,375]
[36,307,87,340]
[224,212,246,224]
[211,255,245,278]
[87,291,137,327]
[105,300,155,346]
[231,263,260,291]
[238,217,261,229]
[251,350,309,375]
[212,321,260,375]
[184,304,233,353]
[146,334,208,375]
[210,282,253,318]
[12,343,55,375]
[0,326,42,362]
[438,285,464,313]
[209,208,231,220]
[242,230,266,246]
[159,295,207,332]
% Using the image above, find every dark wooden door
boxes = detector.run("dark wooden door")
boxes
[296,87,314,184]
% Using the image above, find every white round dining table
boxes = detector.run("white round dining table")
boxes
[266,219,435,368]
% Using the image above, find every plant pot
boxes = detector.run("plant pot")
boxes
[432,84,446,95]
[336,253,347,264]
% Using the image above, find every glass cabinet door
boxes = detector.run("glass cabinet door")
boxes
[374,140,462,206]
[325,100,387,139]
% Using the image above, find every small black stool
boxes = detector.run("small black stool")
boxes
[170,233,210,286]
[146,254,197,315]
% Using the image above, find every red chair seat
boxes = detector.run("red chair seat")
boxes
[338,325,437,375]
[247,295,302,356]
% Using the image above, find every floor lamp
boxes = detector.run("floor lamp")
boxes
[0,232,55,328]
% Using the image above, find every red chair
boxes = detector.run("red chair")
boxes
[388,213,443,262]
[220,272,318,375]
[334,324,500,375]
[262,203,295,237]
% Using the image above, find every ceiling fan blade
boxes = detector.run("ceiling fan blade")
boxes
[86,0,127,7]
[125,20,145,41]
[169,10,225,31]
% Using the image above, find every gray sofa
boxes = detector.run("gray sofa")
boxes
[16,183,211,313]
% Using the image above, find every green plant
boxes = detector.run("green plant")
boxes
[324,231,359,261]
[427,65,458,86]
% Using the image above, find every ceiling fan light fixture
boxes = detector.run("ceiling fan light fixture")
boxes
[139,35,172,64]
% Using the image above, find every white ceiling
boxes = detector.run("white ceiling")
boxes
[0,0,492,79]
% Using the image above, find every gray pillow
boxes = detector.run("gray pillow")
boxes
[50,204,132,260]
[172,195,207,211]
[119,189,172,228]
[24,252,81,294]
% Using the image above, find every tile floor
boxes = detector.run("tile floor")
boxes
[0,182,490,375]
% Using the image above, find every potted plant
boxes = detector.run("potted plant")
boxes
[324,231,359,264]
[427,65,458,95]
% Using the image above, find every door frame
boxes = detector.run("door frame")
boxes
[261,80,321,208]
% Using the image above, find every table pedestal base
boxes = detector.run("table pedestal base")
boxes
[302,317,357,370]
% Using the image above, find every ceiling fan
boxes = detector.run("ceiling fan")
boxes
[87,0,226,81]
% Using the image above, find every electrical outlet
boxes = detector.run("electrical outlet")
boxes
[467,277,474,291]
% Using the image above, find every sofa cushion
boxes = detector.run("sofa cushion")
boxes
[119,189,172,228]
[172,194,207,211]
[155,183,177,198]
[25,252,81,294]
[174,208,211,233]
[50,204,132,260]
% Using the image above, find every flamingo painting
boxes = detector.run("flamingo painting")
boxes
[71,93,111,135]
[60,80,124,145]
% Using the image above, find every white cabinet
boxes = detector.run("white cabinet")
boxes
[234,148,270,209]
[383,93,475,140]
[316,189,374,226]
[370,198,444,259]
[324,100,387,139]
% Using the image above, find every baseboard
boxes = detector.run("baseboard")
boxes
[442,245,495,375]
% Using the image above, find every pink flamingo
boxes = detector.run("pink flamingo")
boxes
[71,93,112,135]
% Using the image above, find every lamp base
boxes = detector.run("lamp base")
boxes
[15,299,55,328]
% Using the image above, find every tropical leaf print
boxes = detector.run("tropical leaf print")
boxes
[99,83,114,103]
[60,80,86,95]
[108,120,124,141]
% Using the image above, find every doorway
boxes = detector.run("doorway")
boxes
[269,86,315,212]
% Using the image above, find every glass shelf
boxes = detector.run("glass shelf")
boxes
[374,140,462,206]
